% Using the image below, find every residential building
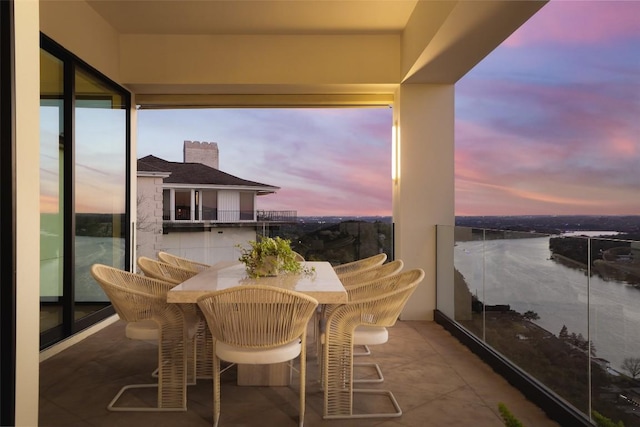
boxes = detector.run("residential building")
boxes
[137,140,289,265]
[1,2,564,425]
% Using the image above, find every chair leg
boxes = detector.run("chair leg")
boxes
[299,343,306,427]
[323,388,402,419]
[353,344,371,356]
[213,354,221,427]
[108,321,187,412]
[196,321,213,379]
[353,361,384,383]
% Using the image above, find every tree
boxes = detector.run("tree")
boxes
[559,325,569,339]
[522,310,540,321]
[621,357,640,379]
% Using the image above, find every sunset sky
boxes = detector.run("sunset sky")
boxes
[137,1,639,217]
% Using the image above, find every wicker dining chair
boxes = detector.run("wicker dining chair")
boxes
[322,269,424,419]
[318,268,424,383]
[339,259,404,289]
[326,259,404,358]
[157,251,212,273]
[332,253,387,277]
[137,255,214,379]
[90,264,198,411]
[197,285,319,427]
[137,256,198,285]
[315,260,404,362]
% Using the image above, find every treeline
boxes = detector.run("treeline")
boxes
[549,233,640,267]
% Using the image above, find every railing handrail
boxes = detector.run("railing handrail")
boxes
[162,209,297,223]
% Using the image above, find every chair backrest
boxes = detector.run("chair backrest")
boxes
[157,251,211,273]
[339,259,404,288]
[90,264,174,322]
[137,256,197,285]
[345,268,423,303]
[333,253,387,277]
[197,285,318,350]
[327,268,424,331]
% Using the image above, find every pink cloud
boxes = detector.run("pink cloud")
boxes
[505,1,640,47]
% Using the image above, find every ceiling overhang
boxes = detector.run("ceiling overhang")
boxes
[47,0,548,109]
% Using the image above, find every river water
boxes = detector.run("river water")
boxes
[454,232,640,371]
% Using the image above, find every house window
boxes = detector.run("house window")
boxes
[39,35,130,349]
[201,190,217,220]
[239,192,254,221]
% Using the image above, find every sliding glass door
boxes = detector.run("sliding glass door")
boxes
[39,35,130,348]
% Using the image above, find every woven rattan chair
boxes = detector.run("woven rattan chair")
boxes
[137,256,198,284]
[90,264,196,411]
[138,256,214,379]
[157,251,212,273]
[197,285,319,427]
[339,259,404,289]
[318,268,423,382]
[329,259,404,359]
[315,260,404,362]
[332,253,387,277]
[322,269,424,419]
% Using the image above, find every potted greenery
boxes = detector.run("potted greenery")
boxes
[237,236,311,278]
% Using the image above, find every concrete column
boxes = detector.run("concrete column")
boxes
[393,84,455,320]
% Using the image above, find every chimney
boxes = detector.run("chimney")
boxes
[183,140,219,169]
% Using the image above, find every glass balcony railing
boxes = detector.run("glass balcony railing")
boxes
[159,218,394,267]
[437,225,640,426]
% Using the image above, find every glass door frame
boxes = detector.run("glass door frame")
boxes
[0,0,16,425]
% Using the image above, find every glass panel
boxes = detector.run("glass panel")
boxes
[175,190,190,220]
[452,227,600,417]
[589,235,640,426]
[39,49,64,333]
[201,190,217,220]
[239,192,253,220]
[74,66,126,321]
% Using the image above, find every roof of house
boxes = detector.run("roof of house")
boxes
[137,155,279,194]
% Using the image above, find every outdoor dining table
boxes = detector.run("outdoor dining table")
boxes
[167,260,347,386]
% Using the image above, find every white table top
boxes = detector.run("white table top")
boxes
[167,261,348,304]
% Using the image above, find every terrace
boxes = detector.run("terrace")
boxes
[39,318,558,427]
[6,1,575,426]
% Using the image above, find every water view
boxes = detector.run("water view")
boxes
[454,232,640,372]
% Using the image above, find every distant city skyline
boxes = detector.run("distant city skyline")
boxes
[137,1,639,217]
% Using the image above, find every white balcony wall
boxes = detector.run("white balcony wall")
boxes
[162,228,255,265]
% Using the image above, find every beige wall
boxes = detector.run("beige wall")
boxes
[393,83,455,321]
[120,34,400,89]
[15,1,41,425]
[39,0,121,83]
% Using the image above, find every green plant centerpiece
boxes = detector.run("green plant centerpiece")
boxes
[237,236,312,278]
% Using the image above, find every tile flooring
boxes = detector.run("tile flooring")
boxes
[39,319,560,426]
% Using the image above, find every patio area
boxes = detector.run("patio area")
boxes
[39,319,559,427]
